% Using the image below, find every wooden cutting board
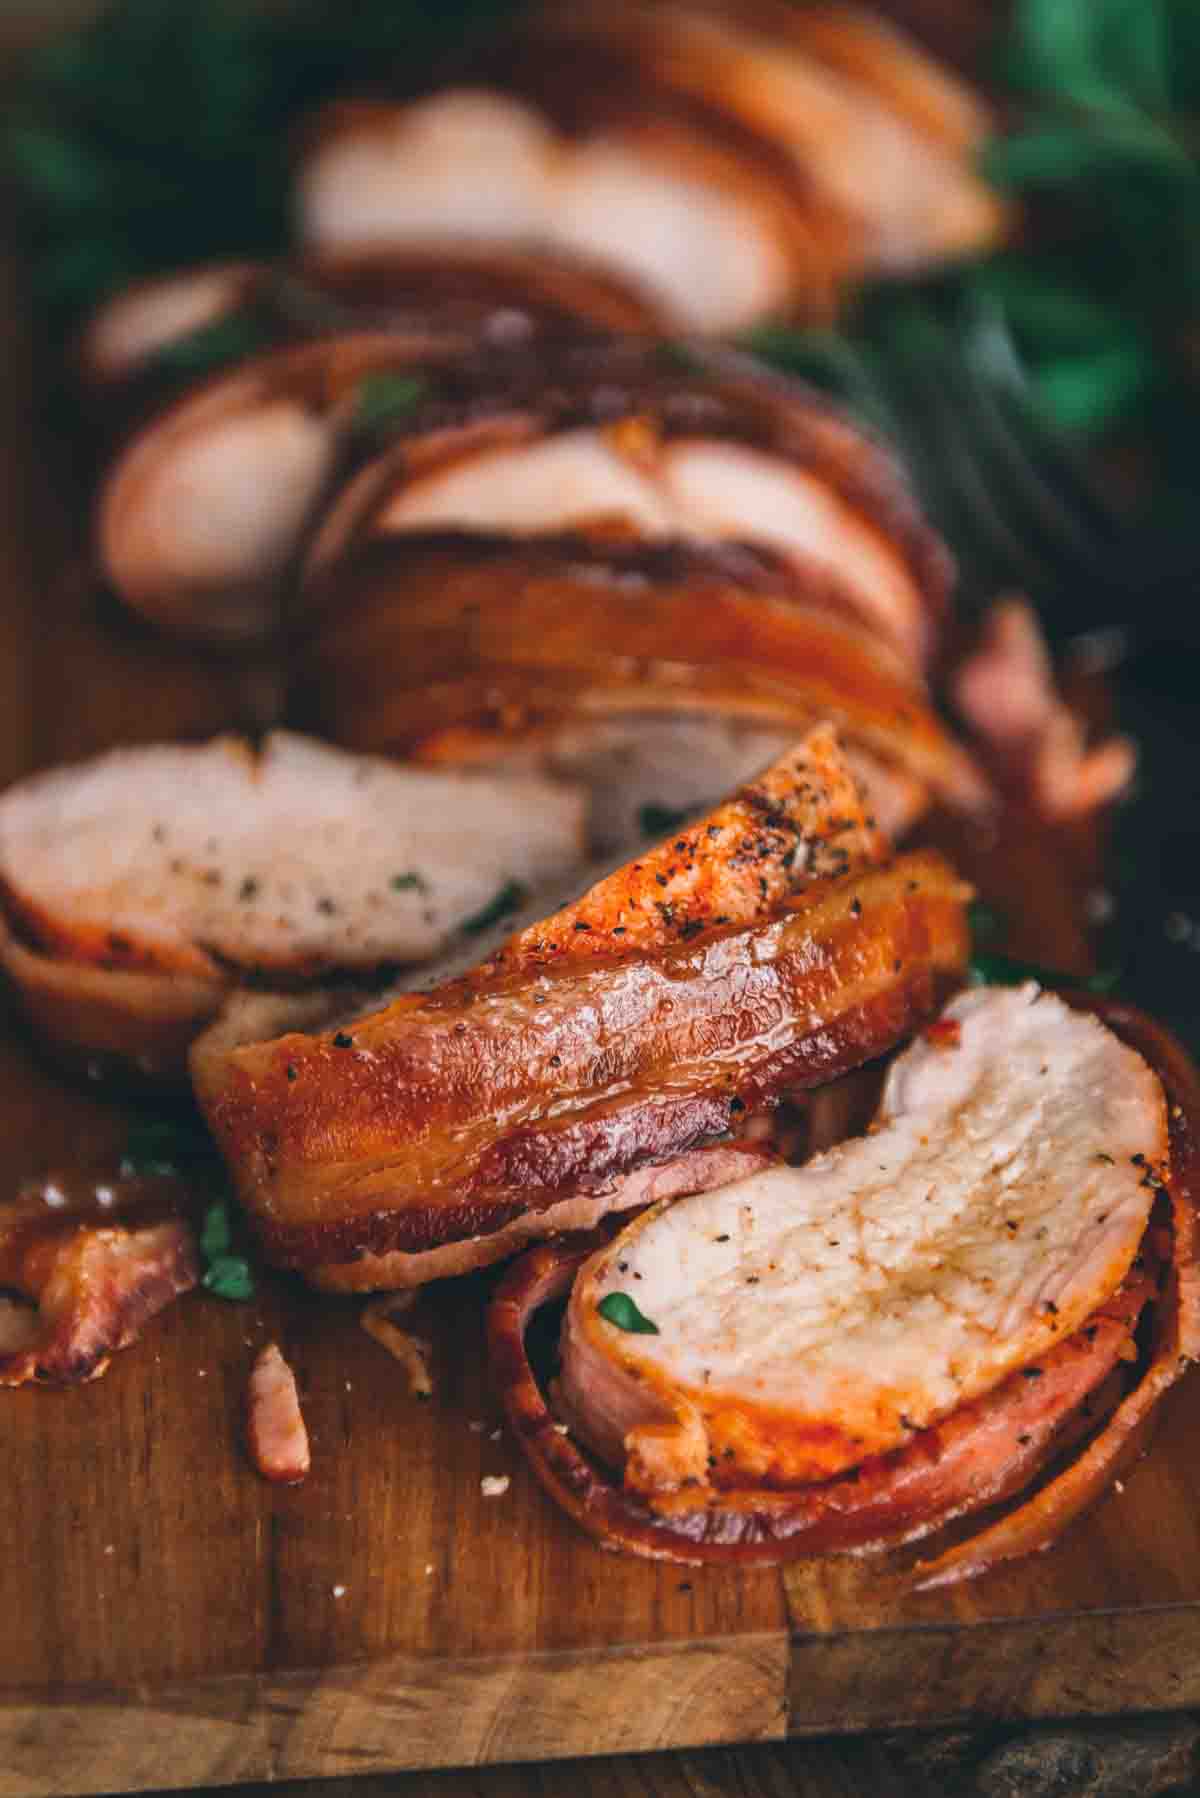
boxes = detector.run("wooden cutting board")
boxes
[3,257,1200,1798]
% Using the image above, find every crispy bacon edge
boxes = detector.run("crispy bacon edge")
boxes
[0,1180,199,1387]
[486,996,1199,1573]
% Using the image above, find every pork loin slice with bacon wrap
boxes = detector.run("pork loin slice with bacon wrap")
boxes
[490,985,1198,1577]
[192,725,970,1291]
[298,1,1005,331]
[293,532,979,849]
[0,731,585,1085]
[99,332,951,654]
[299,339,953,671]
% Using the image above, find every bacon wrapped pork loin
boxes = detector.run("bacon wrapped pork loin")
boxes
[192,726,971,1291]
[0,731,585,1084]
[99,335,952,652]
[491,983,1198,1579]
[298,1,1006,331]
[293,532,979,848]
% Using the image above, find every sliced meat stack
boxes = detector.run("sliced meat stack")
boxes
[192,726,971,1291]
[88,247,663,642]
[299,0,1007,331]
[0,731,585,1083]
[492,984,1200,1574]
[288,341,978,843]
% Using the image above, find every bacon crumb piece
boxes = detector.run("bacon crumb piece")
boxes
[480,1475,510,1498]
[0,1175,198,1387]
[246,1342,310,1484]
[922,1018,962,1049]
[955,599,1136,821]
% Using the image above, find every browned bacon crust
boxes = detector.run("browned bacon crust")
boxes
[0,1175,198,1386]
[194,850,969,1282]
[292,532,977,814]
[485,998,1200,1572]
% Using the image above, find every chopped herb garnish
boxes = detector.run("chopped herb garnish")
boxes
[332,1031,354,1049]
[390,871,427,893]
[354,371,429,434]
[199,1194,257,1303]
[597,1291,660,1335]
[119,1117,213,1178]
[202,1255,255,1302]
[149,311,275,382]
[200,1199,232,1262]
[461,880,528,935]
[638,802,692,838]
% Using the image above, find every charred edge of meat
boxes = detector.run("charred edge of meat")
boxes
[486,996,1199,1568]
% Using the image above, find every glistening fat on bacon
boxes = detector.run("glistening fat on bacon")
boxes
[192,725,970,1291]
[489,985,1187,1570]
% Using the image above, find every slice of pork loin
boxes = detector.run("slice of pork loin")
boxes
[302,346,953,671]
[0,731,585,1082]
[297,91,820,335]
[95,333,460,643]
[193,727,970,1290]
[557,983,1167,1499]
[554,2,1007,275]
[297,3,1003,330]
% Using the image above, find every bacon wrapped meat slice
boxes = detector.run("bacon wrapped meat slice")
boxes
[299,340,953,671]
[293,532,979,848]
[193,726,969,1290]
[297,1,1005,331]
[490,985,1192,1572]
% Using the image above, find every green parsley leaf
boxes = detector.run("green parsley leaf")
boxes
[460,881,528,935]
[148,310,275,382]
[597,1291,660,1335]
[354,372,429,433]
[199,1199,233,1262]
[202,1255,255,1302]
[390,871,428,893]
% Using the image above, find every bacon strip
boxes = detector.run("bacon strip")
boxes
[246,1342,311,1484]
[954,600,1135,821]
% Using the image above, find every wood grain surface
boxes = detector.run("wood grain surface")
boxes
[2,240,1200,1798]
